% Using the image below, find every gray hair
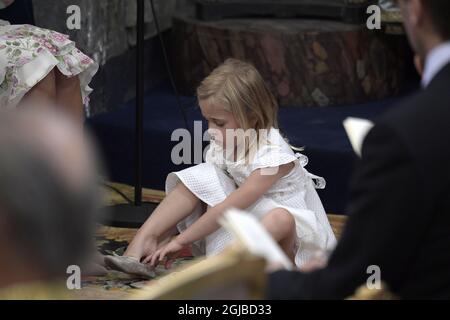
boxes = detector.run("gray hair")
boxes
[0,110,102,277]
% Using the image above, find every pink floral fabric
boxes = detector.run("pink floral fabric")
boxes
[0,24,98,108]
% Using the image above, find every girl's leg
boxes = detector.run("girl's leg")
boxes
[261,208,297,263]
[20,69,57,109]
[54,70,84,126]
[124,182,202,260]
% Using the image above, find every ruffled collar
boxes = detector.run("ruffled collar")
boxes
[215,127,278,166]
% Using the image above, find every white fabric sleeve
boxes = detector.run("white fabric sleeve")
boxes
[251,144,299,174]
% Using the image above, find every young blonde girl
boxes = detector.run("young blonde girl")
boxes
[105,59,336,275]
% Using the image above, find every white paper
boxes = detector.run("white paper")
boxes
[219,208,294,270]
[343,117,374,157]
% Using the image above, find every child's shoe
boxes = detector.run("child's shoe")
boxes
[104,255,155,279]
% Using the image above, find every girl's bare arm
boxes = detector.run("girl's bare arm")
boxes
[176,162,295,246]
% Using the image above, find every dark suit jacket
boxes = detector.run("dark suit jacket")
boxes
[268,62,450,299]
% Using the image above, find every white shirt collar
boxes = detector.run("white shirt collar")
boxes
[422,41,450,88]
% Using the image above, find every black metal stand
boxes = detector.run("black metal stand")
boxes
[102,0,158,228]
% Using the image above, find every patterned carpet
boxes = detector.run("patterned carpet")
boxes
[73,183,196,300]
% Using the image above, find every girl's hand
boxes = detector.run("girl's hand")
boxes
[124,233,158,262]
[145,237,185,269]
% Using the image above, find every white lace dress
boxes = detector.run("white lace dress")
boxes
[165,127,337,267]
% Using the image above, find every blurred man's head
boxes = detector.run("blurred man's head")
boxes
[0,109,102,288]
[397,0,450,59]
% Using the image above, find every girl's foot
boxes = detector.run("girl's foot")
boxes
[81,250,108,276]
[83,262,109,277]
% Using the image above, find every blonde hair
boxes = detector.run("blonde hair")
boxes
[197,58,279,132]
